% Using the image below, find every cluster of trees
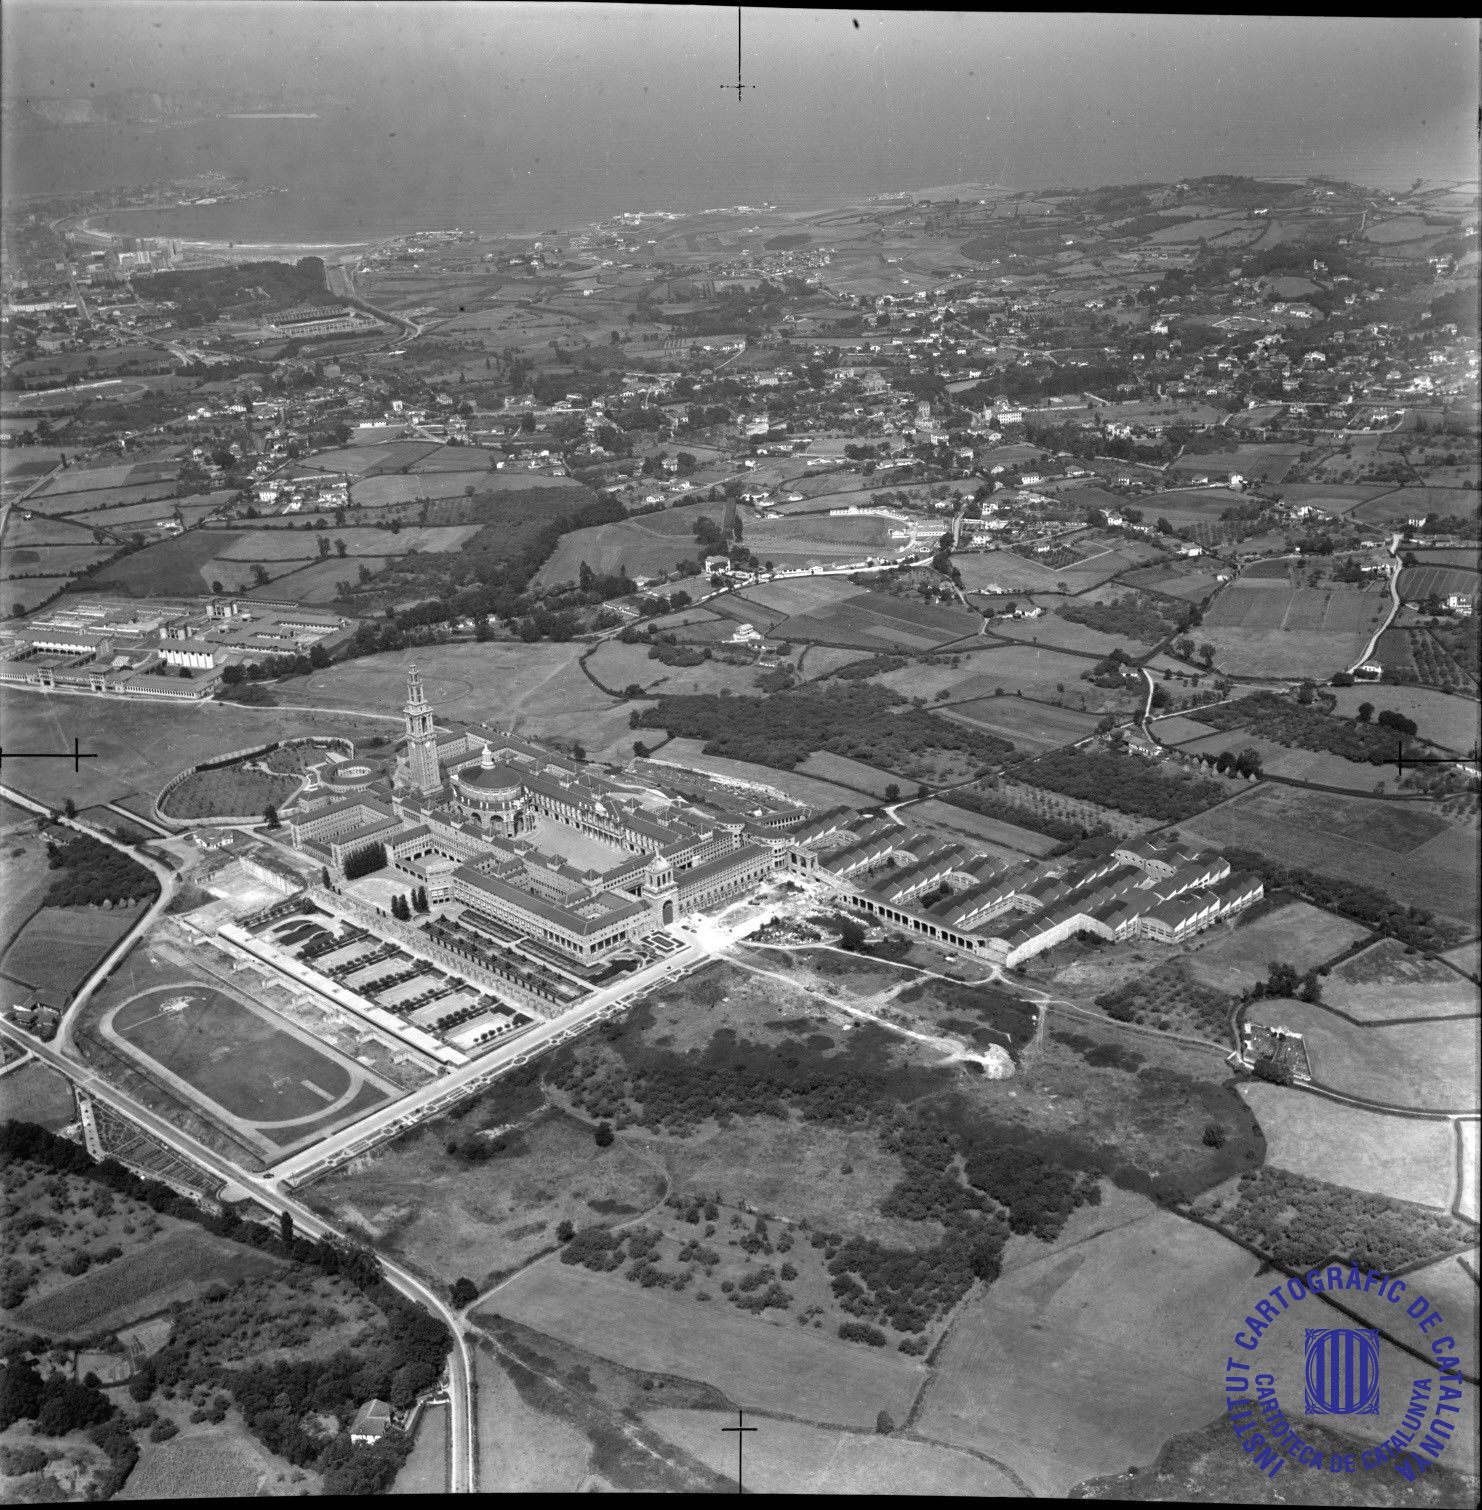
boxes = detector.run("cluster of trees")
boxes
[43,830,158,910]
[1218,846,1455,952]
[220,644,331,686]
[943,785,1105,845]
[134,257,335,328]
[1194,691,1421,766]
[1058,595,1183,645]
[1219,1167,1472,1274]
[631,683,1012,774]
[1250,959,1322,1002]
[341,842,387,880]
[388,888,429,921]
[0,1120,449,1499]
[1017,747,1229,822]
[827,654,909,681]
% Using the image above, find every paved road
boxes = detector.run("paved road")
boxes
[0,1017,477,1492]
[1348,531,1404,675]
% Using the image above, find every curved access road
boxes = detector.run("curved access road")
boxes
[0,1015,476,1492]
[1347,531,1404,675]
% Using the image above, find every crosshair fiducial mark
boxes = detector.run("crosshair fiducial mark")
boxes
[720,1407,757,1491]
[0,736,99,774]
[721,7,755,101]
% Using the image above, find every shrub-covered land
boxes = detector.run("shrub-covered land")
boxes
[1016,746,1230,821]
[548,1001,1256,1338]
[132,258,334,327]
[631,683,1013,773]
[0,1120,451,1497]
[826,654,909,681]
[1057,595,1181,644]
[1093,959,1237,1040]
[1193,690,1424,764]
[43,831,158,909]
[1199,1167,1474,1273]
[1219,846,1463,951]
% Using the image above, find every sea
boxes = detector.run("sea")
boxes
[4,107,1477,248]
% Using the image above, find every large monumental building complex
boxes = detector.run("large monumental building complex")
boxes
[283,669,1261,974]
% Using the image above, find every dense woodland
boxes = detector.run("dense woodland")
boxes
[1194,690,1424,764]
[1016,746,1230,821]
[43,831,158,910]
[632,683,1013,773]
[0,1121,450,1497]
[133,258,336,328]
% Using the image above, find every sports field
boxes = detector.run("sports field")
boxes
[1182,785,1478,927]
[1244,999,1478,1111]
[478,1263,927,1431]
[105,983,379,1125]
[1239,1082,1454,1208]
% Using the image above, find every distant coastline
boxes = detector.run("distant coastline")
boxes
[222,112,320,120]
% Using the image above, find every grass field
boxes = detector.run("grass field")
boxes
[1399,565,1479,602]
[1171,728,1383,790]
[1326,937,1479,1022]
[160,764,301,820]
[15,1227,282,1334]
[1182,785,1479,927]
[210,524,476,559]
[646,1408,1020,1496]
[308,1108,664,1288]
[1239,1082,1454,1207]
[391,1404,448,1495]
[534,503,726,588]
[1244,998,1479,1111]
[1,904,144,1001]
[478,1262,927,1430]
[1183,901,1368,993]
[586,639,762,700]
[913,1207,1260,1498]
[106,983,374,1124]
[471,1339,593,1492]
[1460,1122,1478,1222]
[769,591,984,652]
[0,1061,76,1130]
[0,690,389,813]
[733,576,862,618]
[0,828,52,951]
[85,532,235,595]
[796,750,903,797]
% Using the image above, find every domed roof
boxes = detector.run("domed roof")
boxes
[458,744,523,793]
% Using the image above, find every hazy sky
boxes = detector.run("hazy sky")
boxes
[5,6,1479,191]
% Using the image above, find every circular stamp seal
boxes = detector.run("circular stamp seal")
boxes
[1220,1261,1470,1485]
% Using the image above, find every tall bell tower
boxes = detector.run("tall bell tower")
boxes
[404,664,441,794]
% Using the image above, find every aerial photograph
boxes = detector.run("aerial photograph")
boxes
[0,2,1476,1499]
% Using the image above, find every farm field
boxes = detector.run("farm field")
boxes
[84,532,234,595]
[352,470,495,506]
[534,503,726,588]
[913,1207,1264,1499]
[209,524,477,559]
[884,642,1123,709]
[729,575,860,618]
[3,541,114,577]
[32,461,147,496]
[71,493,230,531]
[0,1060,76,1130]
[646,1409,1019,1496]
[0,576,74,615]
[1352,485,1477,525]
[477,1262,927,1431]
[954,551,1073,593]
[1399,564,1481,603]
[1,904,144,1002]
[989,609,1144,658]
[777,591,983,652]
[1325,937,1480,1022]
[1119,564,1226,602]
[1182,784,1479,927]
[1239,1082,1454,1208]
[1244,998,1479,1111]
[470,1337,594,1491]
[15,1226,283,1335]
[28,481,181,517]
[246,555,397,604]
[904,797,1060,857]
[117,1420,304,1500]
[300,441,442,475]
[944,696,1101,757]
[795,750,903,797]
[307,1108,664,1289]
[1198,583,1385,676]
[0,826,52,950]
[391,1405,448,1495]
[1319,685,1478,754]
[1170,728,1382,789]
[1460,1123,1479,1222]
[1182,900,1369,993]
